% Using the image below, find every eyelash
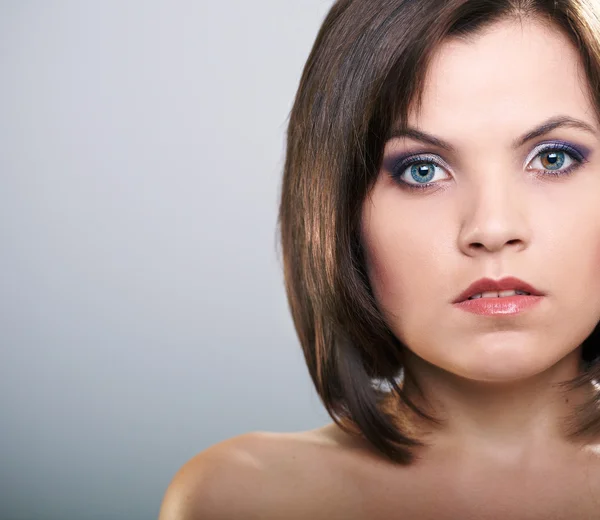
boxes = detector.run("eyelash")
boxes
[389,142,588,192]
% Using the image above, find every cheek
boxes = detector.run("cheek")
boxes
[362,226,443,328]
[536,199,600,334]
[569,218,600,294]
[361,196,453,318]
[363,238,407,306]
[595,236,600,270]
[589,233,600,299]
[364,241,446,357]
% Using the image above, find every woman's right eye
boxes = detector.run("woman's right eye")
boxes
[391,154,450,190]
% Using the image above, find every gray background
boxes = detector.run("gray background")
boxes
[0,2,334,519]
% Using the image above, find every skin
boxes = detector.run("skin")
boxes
[362,17,600,458]
[159,17,600,520]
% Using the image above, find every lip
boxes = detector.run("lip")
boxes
[453,295,543,316]
[452,276,544,304]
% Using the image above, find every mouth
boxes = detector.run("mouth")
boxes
[466,289,532,300]
[453,276,544,304]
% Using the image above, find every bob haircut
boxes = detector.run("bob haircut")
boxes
[278,0,600,465]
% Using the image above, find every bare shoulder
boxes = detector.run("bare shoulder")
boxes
[157,431,270,520]
[157,423,368,520]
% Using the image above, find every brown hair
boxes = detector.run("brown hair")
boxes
[278,0,600,465]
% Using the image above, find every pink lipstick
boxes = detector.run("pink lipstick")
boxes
[452,276,544,316]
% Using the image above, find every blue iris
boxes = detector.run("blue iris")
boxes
[411,163,436,183]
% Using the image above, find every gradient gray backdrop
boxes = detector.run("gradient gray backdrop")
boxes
[0,2,334,519]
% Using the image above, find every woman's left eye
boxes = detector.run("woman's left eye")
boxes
[526,143,586,175]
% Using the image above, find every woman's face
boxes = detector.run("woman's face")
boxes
[361,18,600,382]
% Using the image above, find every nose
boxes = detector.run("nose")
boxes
[457,175,530,257]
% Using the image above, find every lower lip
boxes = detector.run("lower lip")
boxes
[453,295,544,316]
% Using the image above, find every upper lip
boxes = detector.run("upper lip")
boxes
[453,276,544,303]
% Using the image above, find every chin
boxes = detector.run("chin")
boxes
[444,350,572,384]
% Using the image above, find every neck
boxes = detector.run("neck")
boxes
[400,348,594,456]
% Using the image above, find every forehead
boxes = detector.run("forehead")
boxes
[408,18,596,137]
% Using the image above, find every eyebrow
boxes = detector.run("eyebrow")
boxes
[387,116,599,152]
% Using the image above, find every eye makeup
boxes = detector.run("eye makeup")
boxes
[523,140,588,173]
[387,140,591,192]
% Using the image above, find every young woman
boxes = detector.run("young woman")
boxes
[159,1,600,518]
